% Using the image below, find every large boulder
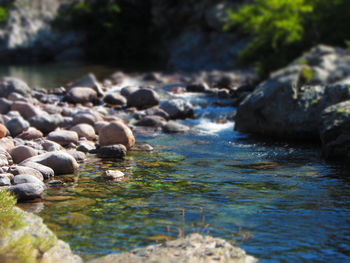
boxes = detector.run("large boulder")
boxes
[22,151,79,175]
[235,45,350,139]
[320,100,350,158]
[127,88,160,109]
[20,161,55,179]
[89,234,257,263]
[47,130,79,146]
[99,121,135,149]
[0,77,30,98]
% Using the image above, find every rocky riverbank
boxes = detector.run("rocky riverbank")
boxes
[235,44,350,160]
[0,67,258,261]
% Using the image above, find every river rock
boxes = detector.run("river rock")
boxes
[88,233,257,263]
[102,170,125,180]
[8,165,44,181]
[70,123,96,140]
[13,174,44,185]
[21,161,55,179]
[104,93,127,106]
[0,123,9,138]
[160,99,194,119]
[127,88,160,109]
[68,73,104,97]
[0,98,12,114]
[41,140,63,152]
[0,77,30,98]
[66,150,86,163]
[10,145,38,164]
[17,127,43,140]
[6,117,30,137]
[0,174,12,186]
[47,130,79,146]
[11,101,42,120]
[29,113,64,134]
[9,183,44,201]
[73,112,102,126]
[97,144,127,158]
[145,107,170,120]
[99,121,135,149]
[163,121,190,133]
[135,115,167,128]
[77,141,96,153]
[320,100,350,158]
[65,87,98,104]
[22,151,79,175]
[120,86,139,98]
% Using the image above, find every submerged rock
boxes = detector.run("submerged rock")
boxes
[102,170,125,180]
[89,233,257,263]
[160,99,194,119]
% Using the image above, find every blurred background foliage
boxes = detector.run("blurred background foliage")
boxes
[226,0,350,77]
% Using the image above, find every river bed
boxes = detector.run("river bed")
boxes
[3,63,350,263]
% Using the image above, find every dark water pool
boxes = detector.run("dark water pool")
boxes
[4,63,350,262]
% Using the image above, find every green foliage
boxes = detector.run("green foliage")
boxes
[0,6,9,23]
[226,0,350,77]
[0,190,57,263]
[0,190,24,236]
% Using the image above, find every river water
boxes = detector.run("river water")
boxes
[3,63,350,263]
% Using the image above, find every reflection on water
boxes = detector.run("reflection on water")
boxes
[0,62,116,89]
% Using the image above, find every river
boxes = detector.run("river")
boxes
[3,62,350,263]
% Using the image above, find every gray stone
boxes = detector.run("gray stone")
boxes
[6,117,30,137]
[22,151,79,175]
[29,114,63,134]
[77,141,96,153]
[0,98,12,114]
[135,115,167,128]
[97,144,127,158]
[21,161,55,179]
[70,123,96,140]
[120,86,139,98]
[88,233,257,263]
[127,88,160,109]
[0,77,30,97]
[67,73,104,97]
[8,165,44,181]
[66,150,86,163]
[10,145,38,164]
[13,174,44,185]
[47,130,79,146]
[102,170,125,180]
[104,93,127,106]
[9,183,44,202]
[0,174,11,186]
[65,87,99,104]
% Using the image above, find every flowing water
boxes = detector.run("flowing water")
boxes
[3,63,350,263]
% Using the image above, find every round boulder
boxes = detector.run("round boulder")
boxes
[70,123,96,140]
[99,121,135,149]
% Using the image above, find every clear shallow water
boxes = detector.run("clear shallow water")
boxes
[3,63,350,262]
